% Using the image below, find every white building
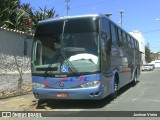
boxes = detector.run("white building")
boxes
[150,60,160,68]
[129,30,146,64]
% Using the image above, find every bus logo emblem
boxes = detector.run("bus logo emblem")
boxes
[59,83,64,87]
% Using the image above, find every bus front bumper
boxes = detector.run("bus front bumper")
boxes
[32,86,103,100]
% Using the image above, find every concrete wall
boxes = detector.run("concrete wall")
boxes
[0,28,33,98]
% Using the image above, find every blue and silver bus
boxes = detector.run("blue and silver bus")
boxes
[31,14,140,100]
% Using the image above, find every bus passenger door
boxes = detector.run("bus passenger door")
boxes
[100,18,112,74]
[100,18,112,95]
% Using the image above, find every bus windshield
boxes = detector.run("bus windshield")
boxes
[32,17,100,76]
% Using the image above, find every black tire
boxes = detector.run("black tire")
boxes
[110,80,118,100]
[37,99,49,105]
[132,71,137,85]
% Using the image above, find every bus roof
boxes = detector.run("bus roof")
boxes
[38,14,104,23]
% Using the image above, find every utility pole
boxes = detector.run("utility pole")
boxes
[65,0,70,16]
[120,10,124,28]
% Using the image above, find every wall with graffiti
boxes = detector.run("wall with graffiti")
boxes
[0,27,33,98]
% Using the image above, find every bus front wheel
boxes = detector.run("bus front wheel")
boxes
[110,77,119,100]
[132,70,137,85]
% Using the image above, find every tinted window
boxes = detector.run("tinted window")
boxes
[102,18,111,38]
[131,38,135,49]
[136,40,139,50]
[111,24,118,46]
[35,17,99,37]
[127,35,131,49]
[35,42,42,65]
[118,29,123,47]
[123,32,127,48]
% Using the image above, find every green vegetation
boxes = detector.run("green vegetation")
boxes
[150,52,160,61]
[145,43,160,63]
[0,0,58,33]
[145,43,152,63]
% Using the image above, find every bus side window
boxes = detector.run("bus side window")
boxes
[127,36,131,49]
[130,38,133,49]
[118,28,123,47]
[131,38,135,49]
[134,39,136,49]
[135,40,137,50]
[102,18,109,33]
[123,32,127,49]
[111,23,118,46]
[101,18,111,52]
[136,41,139,50]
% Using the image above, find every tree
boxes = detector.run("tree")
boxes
[0,0,31,31]
[0,1,58,33]
[150,52,160,60]
[18,3,34,33]
[30,6,58,32]
[0,0,20,28]
[145,43,152,63]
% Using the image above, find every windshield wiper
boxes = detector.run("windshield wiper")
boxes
[44,64,58,77]
[58,20,80,76]
[43,50,79,77]
[44,64,52,77]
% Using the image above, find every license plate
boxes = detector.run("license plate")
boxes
[56,93,68,98]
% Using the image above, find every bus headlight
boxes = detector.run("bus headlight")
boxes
[32,83,45,88]
[80,81,101,88]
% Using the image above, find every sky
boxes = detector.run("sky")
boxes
[21,0,160,52]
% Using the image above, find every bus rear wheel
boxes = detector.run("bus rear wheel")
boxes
[132,71,137,85]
